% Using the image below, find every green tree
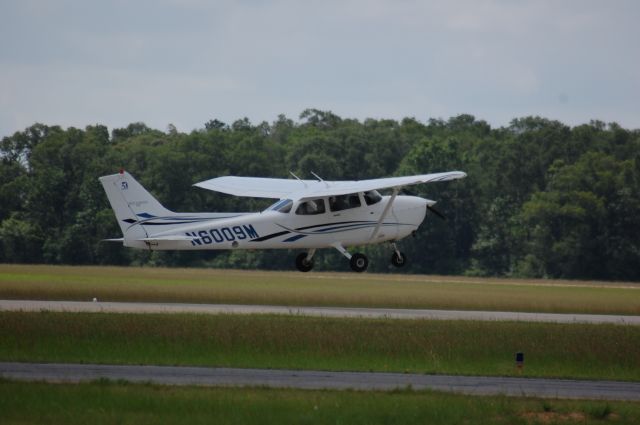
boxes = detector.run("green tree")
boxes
[516,153,640,280]
[1,112,639,280]
[0,215,43,263]
[397,132,477,274]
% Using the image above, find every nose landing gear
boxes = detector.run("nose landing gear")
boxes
[390,242,406,268]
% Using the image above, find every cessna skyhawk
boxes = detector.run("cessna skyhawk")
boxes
[99,170,466,272]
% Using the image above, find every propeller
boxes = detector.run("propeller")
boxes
[427,205,447,220]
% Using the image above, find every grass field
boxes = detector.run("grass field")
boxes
[1,379,638,425]
[2,265,639,417]
[2,311,639,381]
[1,264,639,314]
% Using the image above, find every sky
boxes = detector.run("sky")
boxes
[1,0,639,137]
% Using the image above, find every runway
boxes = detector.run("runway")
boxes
[2,362,639,400]
[2,299,639,324]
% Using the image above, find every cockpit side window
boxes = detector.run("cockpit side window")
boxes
[295,198,326,215]
[329,193,361,212]
[364,190,382,205]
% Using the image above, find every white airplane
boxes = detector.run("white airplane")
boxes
[99,170,466,272]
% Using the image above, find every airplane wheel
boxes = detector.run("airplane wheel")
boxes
[350,253,368,273]
[391,251,406,267]
[295,253,314,272]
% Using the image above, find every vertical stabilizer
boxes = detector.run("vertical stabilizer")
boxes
[98,171,173,238]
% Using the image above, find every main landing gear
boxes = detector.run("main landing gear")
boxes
[350,253,369,272]
[294,245,370,273]
[333,243,369,272]
[295,249,316,272]
[295,242,407,273]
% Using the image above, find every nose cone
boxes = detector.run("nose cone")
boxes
[406,196,429,210]
[393,196,428,226]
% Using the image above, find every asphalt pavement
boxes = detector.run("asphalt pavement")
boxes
[2,362,639,400]
[2,299,639,324]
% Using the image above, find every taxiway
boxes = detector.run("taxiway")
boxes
[1,299,639,324]
[2,362,639,400]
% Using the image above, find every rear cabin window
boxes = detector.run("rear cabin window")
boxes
[329,193,361,212]
[295,198,326,215]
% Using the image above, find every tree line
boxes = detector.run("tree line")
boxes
[1,109,639,280]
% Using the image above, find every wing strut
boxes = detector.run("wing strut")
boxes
[369,187,400,241]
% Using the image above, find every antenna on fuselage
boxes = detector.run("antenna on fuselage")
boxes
[289,171,307,188]
[310,171,329,188]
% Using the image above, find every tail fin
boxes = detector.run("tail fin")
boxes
[99,171,173,237]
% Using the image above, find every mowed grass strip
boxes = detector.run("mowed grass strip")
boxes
[2,380,639,425]
[1,264,639,314]
[2,311,640,381]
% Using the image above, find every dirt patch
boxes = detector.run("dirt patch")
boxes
[521,411,586,423]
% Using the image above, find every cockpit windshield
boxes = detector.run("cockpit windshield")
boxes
[266,199,293,213]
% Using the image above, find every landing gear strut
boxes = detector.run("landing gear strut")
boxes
[295,249,315,272]
[390,242,406,268]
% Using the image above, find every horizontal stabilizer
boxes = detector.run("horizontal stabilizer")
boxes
[139,235,195,242]
[102,235,194,243]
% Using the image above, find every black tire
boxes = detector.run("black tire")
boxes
[295,253,314,272]
[350,253,368,272]
[391,251,406,267]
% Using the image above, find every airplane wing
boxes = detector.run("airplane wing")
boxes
[195,171,466,200]
[194,176,311,199]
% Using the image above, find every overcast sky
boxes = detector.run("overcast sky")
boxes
[1,0,639,137]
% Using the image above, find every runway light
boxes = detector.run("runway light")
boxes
[516,352,524,372]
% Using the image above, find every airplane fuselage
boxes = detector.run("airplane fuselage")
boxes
[124,194,428,251]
